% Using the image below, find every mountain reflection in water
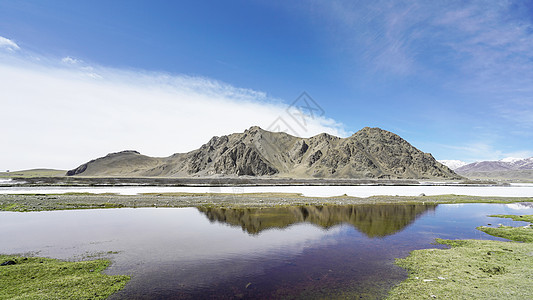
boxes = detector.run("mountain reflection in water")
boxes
[198,204,436,237]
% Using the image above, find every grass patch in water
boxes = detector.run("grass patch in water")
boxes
[478,214,533,243]
[0,255,129,299]
[478,225,533,243]
[388,215,533,299]
[488,214,533,223]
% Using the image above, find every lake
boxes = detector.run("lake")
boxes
[1,203,532,299]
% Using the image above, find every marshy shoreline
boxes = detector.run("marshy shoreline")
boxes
[1,192,533,212]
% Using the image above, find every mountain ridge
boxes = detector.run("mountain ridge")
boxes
[456,157,533,173]
[67,126,461,179]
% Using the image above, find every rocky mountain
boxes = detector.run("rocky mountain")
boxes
[67,126,461,179]
[454,157,533,181]
[438,160,468,170]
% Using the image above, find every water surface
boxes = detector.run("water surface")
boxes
[1,203,532,299]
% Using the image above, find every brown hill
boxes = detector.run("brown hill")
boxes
[67,126,460,179]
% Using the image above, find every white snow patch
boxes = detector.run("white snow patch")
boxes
[438,160,467,170]
[500,157,523,163]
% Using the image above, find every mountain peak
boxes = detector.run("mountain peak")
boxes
[246,125,264,132]
[353,127,395,137]
[500,157,523,163]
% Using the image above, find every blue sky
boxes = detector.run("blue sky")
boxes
[1,0,533,169]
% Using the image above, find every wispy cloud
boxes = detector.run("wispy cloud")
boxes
[311,0,533,143]
[441,142,533,162]
[0,36,20,51]
[320,1,426,76]
[443,142,504,162]
[0,44,346,170]
[493,97,533,130]
[433,2,533,95]
[61,56,81,65]
[318,0,533,86]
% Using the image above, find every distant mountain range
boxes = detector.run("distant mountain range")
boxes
[456,157,533,172]
[439,157,533,180]
[67,126,460,179]
[439,157,533,171]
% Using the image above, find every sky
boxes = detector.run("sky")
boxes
[1,0,533,170]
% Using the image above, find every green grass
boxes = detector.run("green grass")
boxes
[0,203,30,212]
[477,214,533,243]
[0,255,129,299]
[388,215,533,299]
[488,214,533,223]
[477,225,533,243]
[388,239,533,299]
[0,202,124,212]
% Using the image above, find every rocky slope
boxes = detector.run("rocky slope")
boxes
[67,126,461,179]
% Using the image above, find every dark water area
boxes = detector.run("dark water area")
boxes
[1,203,532,299]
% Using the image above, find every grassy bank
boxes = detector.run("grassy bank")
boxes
[0,169,66,178]
[0,193,532,212]
[0,255,129,299]
[388,215,533,299]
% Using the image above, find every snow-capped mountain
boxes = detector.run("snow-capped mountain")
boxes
[438,160,468,170]
[500,157,523,163]
[508,157,533,169]
[456,157,533,173]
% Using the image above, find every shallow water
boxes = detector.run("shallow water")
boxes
[1,203,532,299]
[1,184,533,197]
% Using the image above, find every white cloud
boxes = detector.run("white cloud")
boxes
[0,36,20,51]
[0,52,346,170]
[61,56,81,65]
